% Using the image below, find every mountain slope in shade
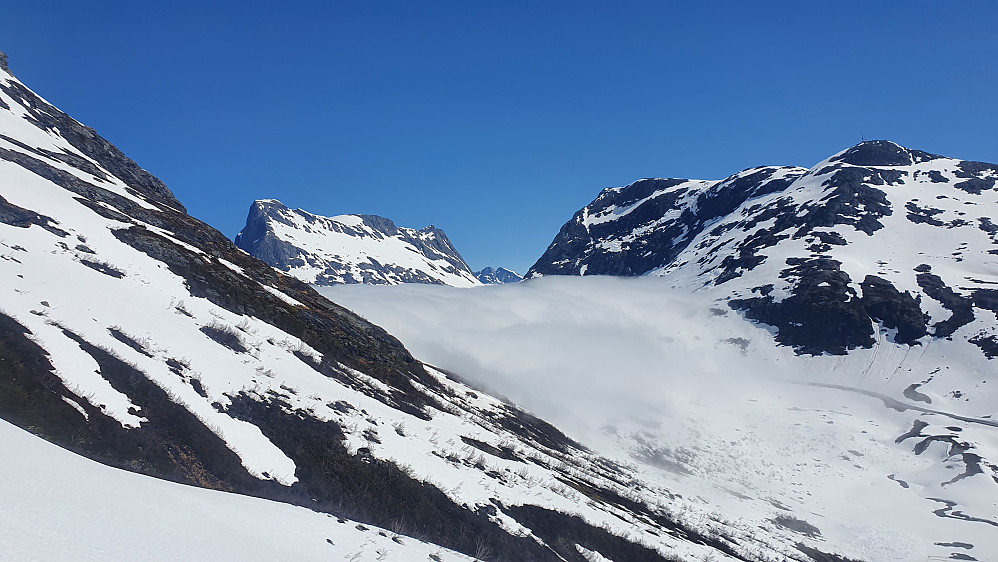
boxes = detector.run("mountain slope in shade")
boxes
[528,141,998,358]
[475,266,523,284]
[0,53,831,561]
[235,199,480,287]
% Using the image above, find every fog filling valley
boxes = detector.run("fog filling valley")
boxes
[319,276,998,561]
[322,277,796,445]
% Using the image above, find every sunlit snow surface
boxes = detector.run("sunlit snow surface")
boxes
[321,277,998,562]
[0,419,474,562]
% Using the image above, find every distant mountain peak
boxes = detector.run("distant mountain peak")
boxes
[475,266,523,284]
[235,199,480,287]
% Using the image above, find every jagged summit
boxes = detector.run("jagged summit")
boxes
[474,266,522,284]
[0,51,9,73]
[529,140,998,357]
[235,199,480,286]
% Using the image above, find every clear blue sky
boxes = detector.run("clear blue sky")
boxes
[3,1,997,274]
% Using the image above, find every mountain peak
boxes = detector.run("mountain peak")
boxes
[475,266,523,284]
[0,51,9,73]
[831,139,942,167]
[236,200,480,286]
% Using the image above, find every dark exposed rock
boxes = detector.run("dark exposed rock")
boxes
[460,435,523,462]
[953,161,998,194]
[0,133,113,182]
[916,272,976,337]
[730,258,875,355]
[860,275,928,344]
[906,202,946,226]
[0,193,69,237]
[928,498,998,528]
[730,263,927,355]
[798,166,899,236]
[972,289,998,316]
[969,334,998,359]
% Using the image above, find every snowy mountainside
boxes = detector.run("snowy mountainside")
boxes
[0,418,475,562]
[236,199,481,287]
[0,53,820,561]
[528,166,806,278]
[528,140,998,359]
[475,266,523,284]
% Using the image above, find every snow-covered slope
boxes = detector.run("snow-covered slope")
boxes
[235,199,480,287]
[0,52,819,561]
[474,266,523,284]
[0,418,474,562]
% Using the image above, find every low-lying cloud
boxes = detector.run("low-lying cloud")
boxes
[319,276,794,446]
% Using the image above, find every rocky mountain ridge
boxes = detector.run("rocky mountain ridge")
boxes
[235,199,481,287]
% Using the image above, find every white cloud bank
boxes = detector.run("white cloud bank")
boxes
[319,276,998,562]
[322,276,792,446]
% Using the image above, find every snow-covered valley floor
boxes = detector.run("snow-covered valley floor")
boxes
[320,277,998,562]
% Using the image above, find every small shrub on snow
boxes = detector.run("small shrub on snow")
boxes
[200,321,248,353]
